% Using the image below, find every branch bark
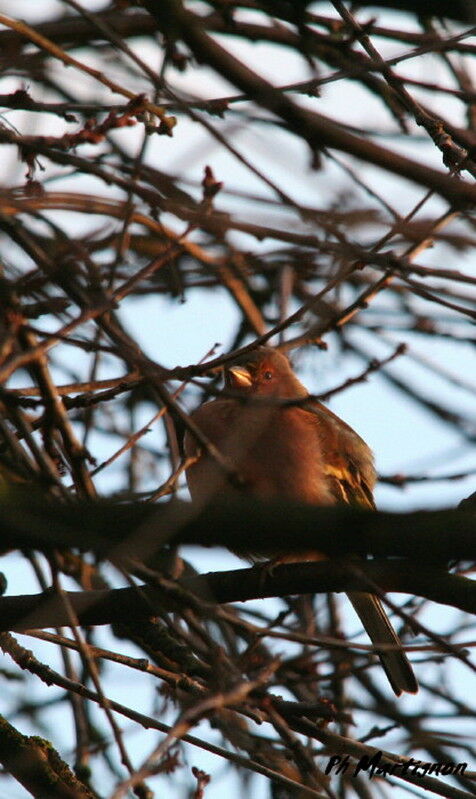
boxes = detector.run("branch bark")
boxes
[0,489,474,561]
[0,559,474,633]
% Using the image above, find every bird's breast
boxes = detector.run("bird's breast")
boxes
[186,400,335,506]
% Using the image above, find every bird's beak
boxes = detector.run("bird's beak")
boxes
[227,365,253,388]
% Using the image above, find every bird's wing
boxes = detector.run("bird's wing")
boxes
[304,401,418,695]
[305,400,376,510]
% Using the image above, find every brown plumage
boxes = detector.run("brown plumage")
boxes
[185,346,417,696]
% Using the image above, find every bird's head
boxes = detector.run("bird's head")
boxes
[224,347,307,398]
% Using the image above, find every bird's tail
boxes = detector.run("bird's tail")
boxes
[348,591,418,696]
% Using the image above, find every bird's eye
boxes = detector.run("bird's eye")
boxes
[263,370,273,380]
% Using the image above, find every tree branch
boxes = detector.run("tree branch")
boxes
[1,559,474,633]
[0,489,474,561]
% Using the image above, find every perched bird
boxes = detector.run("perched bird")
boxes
[184,346,417,696]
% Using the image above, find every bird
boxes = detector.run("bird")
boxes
[184,346,418,696]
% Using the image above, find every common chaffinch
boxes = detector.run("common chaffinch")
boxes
[185,346,417,696]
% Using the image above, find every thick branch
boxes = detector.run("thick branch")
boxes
[0,560,474,632]
[342,0,476,23]
[0,489,474,561]
[0,711,93,799]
